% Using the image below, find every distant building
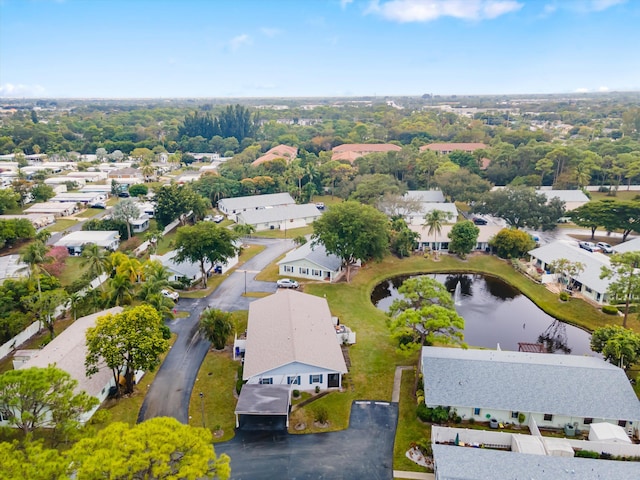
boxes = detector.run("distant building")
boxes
[420,143,487,155]
[236,204,321,231]
[252,145,298,167]
[331,143,402,163]
[537,188,589,211]
[277,242,344,282]
[217,192,296,219]
[54,230,120,255]
[0,254,29,284]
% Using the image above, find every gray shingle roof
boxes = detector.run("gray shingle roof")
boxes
[235,384,291,415]
[218,192,295,212]
[422,347,640,421]
[404,190,445,203]
[528,240,611,293]
[538,189,589,203]
[277,242,342,272]
[432,444,639,480]
[238,204,320,225]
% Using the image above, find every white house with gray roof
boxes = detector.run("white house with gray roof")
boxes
[612,236,640,254]
[151,244,240,284]
[217,192,295,220]
[432,443,638,480]
[422,347,640,439]
[537,188,589,211]
[236,204,321,232]
[277,242,344,282]
[242,289,348,391]
[529,240,611,304]
[404,190,446,203]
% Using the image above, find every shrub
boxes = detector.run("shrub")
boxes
[292,389,300,398]
[576,450,600,459]
[416,405,450,423]
[314,406,328,424]
[315,385,320,394]
[454,416,462,424]
[160,324,171,340]
[602,305,619,315]
[559,291,569,302]
[468,417,475,425]
[415,438,432,456]
[518,412,526,425]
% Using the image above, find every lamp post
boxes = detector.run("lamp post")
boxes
[199,392,205,428]
[244,269,247,295]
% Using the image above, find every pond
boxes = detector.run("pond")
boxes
[371,273,595,355]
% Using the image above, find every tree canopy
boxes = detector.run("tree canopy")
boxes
[600,251,640,327]
[590,325,640,371]
[199,308,234,350]
[448,220,480,258]
[489,228,537,259]
[312,201,390,281]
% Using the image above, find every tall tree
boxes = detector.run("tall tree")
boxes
[0,440,67,480]
[0,188,19,214]
[424,209,452,260]
[448,220,480,259]
[174,222,239,289]
[68,417,231,480]
[85,305,169,395]
[548,258,585,291]
[389,217,419,258]
[312,201,390,281]
[590,325,640,370]
[489,228,536,259]
[111,198,140,240]
[199,308,235,350]
[80,243,108,289]
[0,366,98,436]
[600,251,640,328]
[568,200,618,240]
[22,288,68,339]
[20,240,51,294]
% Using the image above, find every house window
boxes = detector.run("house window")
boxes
[583,418,593,425]
[284,266,294,273]
[312,269,321,277]
[0,410,11,422]
[511,411,519,419]
[259,377,273,385]
[618,420,627,428]
[543,414,553,422]
[473,408,481,416]
[287,376,300,385]
[299,268,309,275]
[309,374,323,384]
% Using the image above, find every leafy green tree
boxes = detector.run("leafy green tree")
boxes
[68,417,231,480]
[349,173,404,205]
[174,222,239,289]
[312,201,390,282]
[107,273,134,306]
[489,228,536,259]
[22,288,68,339]
[600,200,640,242]
[474,186,565,230]
[30,183,55,203]
[85,305,169,395]
[154,183,193,228]
[600,252,640,328]
[389,217,418,258]
[448,220,480,259]
[0,366,98,436]
[128,183,148,197]
[424,209,452,260]
[548,258,585,291]
[591,325,640,370]
[111,198,140,240]
[232,223,255,237]
[435,168,491,202]
[80,243,108,289]
[568,200,617,240]
[20,240,51,294]
[0,218,35,248]
[199,308,234,350]
[0,440,67,480]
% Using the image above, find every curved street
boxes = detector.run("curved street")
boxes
[138,237,294,423]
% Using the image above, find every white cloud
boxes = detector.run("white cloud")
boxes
[0,83,45,97]
[542,0,626,14]
[260,27,282,37]
[588,0,626,12]
[367,0,523,22]
[575,87,589,93]
[229,34,252,52]
[340,0,354,8]
[598,86,610,92]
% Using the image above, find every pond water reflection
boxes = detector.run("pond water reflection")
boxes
[371,273,595,355]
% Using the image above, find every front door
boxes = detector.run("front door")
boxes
[328,373,340,388]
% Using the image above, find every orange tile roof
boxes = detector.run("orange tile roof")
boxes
[331,143,402,163]
[252,144,298,166]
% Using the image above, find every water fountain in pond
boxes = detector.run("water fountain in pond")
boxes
[454,280,462,306]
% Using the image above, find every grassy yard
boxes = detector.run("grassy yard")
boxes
[253,225,313,239]
[75,208,103,219]
[589,190,640,202]
[155,228,178,255]
[45,218,78,233]
[58,256,90,287]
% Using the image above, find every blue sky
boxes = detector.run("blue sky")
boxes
[1,0,638,98]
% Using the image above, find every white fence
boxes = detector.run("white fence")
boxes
[564,438,640,458]
[431,426,513,448]
[0,321,42,360]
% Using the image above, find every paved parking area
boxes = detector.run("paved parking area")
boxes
[215,401,398,479]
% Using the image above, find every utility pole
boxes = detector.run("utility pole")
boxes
[199,392,205,428]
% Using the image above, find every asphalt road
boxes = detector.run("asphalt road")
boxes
[216,401,398,480]
[137,237,294,423]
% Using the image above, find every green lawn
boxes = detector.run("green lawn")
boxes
[75,208,103,218]
[155,229,178,255]
[253,225,313,239]
[45,218,78,233]
[589,190,640,202]
[58,256,90,286]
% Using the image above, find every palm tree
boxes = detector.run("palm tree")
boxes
[199,308,234,350]
[20,240,50,295]
[80,244,108,290]
[108,274,133,306]
[146,292,175,320]
[424,209,452,260]
[232,223,255,238]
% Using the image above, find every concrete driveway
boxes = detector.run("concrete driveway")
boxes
[138,238,294,423]
[215,401,398,480]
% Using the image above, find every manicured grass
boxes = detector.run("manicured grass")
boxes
[589,190,640,202]
[75,208,103,218]
[188,311,248,441]
[45,218,78,233]
[58,256,90,287]
[394,369,431,473]
[155,229,177,255]
[241,291,271,298]
[311,194,343,206]
[253,225,313,239]
[106,197,119,207]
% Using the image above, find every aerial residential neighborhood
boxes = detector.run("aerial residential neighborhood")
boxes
[1,1,640,479]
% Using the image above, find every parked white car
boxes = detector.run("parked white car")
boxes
[276,278,299,289]
[596,242,613,253]
[161,289,179,301]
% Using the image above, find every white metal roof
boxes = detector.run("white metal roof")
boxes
[54,230,119,248]
[612,236,640,254]
[404,190,446,203]
[243,290,347,380]
[238,204,321,225]
[218,192,295,212]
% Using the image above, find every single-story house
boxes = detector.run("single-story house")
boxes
[537,188,589,211]
[410,223,503,253]
[45,177,87,187]
[528,240,611,304]
[66,171,108,182]
[404,189,446,203]
[130,214,150,233]
[0,254,29,284]
[404,202,458,226]
[432,443,638,480]
[419,142,487,155]
[24,202,76,217]
[277,242,343,282]
[108,167,143,180]
[134,201,155,219]
[421,347,640,439]
[51,192,104,205]
[150,244,240,284]
[236,204,321,232]
[0,213,55,228]
[241,289,348,391]
[1,307,124,426]
[175,172,202,183]
[612,236,640,254]
[234,384,291,431]
[79,184,113,195]
[331,143,402,163]
[251,144,298,167]
[54,230,120,255]
[217,192,296,218]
